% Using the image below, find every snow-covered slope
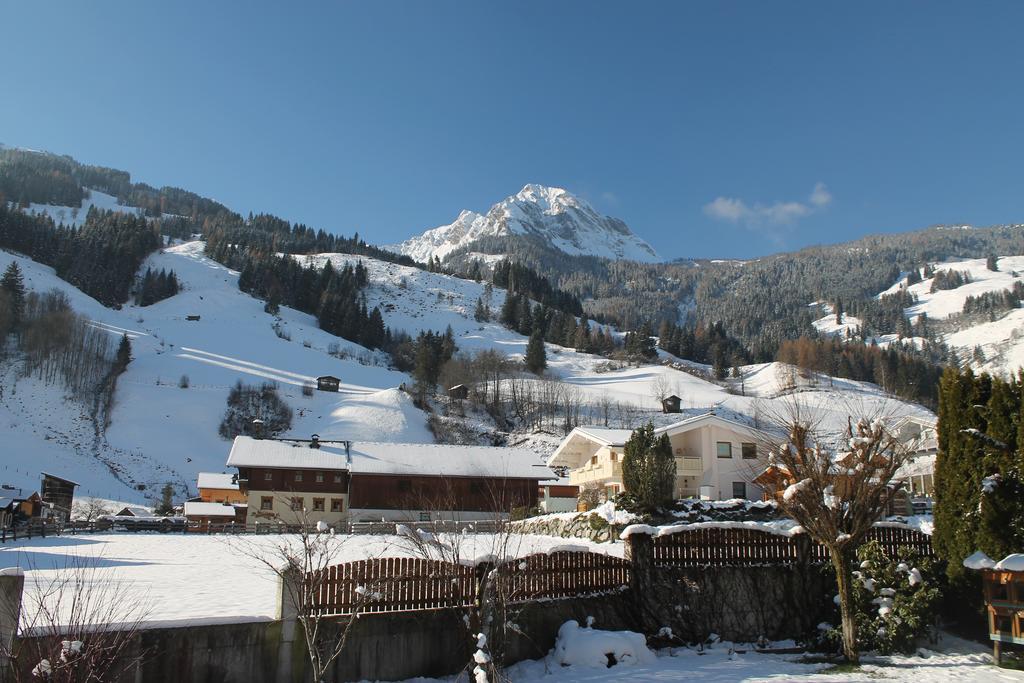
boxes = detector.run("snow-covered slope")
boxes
[21,188,169,227]
[876,256,1024,374]
[2,238,932,506]
[391,184,661,263]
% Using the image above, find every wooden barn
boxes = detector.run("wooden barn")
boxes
[40,472,79,523]
[661,395,682,413]
[447,384,469,400]
[316,375,341,392]
[226,436,551,524]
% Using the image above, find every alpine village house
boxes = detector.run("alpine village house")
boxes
[548,412,770,502]
[225,435,549,524]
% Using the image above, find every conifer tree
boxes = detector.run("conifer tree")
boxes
[1,262,25,329]
[621,423,675,513]
[115,333,132,373]
[525,328,547,375]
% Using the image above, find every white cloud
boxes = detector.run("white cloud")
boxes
[703,183,832,230]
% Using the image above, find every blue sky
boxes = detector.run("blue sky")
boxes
[4,2,1023,259]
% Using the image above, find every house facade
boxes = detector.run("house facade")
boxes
[196,472,247,504]
[226,436,549,524]
[548,412,769,502]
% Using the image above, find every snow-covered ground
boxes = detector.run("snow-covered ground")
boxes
[875,256,1024,374]
[0,532,621,629]
[20,189,178,228]
[405,631,1020,682]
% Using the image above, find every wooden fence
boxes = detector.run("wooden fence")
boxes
[646,525,934,568]
[308,557,478,617]
[497,551,630,603]
[294,525,935,617]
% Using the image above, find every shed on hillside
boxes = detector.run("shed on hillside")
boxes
[661,395,682,413]
[316,375,341,392]
[447,384,469,400]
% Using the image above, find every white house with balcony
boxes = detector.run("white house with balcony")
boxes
[547,412,769,502]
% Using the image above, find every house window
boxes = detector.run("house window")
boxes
[294,471,303,482]
[397,479,412,493]
[312,498,325,512]
[591,456,598,466]
[717,442,732,459]
[333,473,343,483]
[260,496,273,511]
[419,512,431,522]
[609,453,617,462]
[264,471,273,481]
[316,472,324,483]
[290,497,304,511]
[741,443,757,460]
[732,482,746,499]
[330,499,344,513]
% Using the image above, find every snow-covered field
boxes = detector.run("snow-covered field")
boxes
[0,531,621,629]
[405,632,1020,682]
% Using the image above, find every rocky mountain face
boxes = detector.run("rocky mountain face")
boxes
[391,184,661,264]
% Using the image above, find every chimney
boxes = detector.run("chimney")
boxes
[251,418,264,439]
[344,441,351,465]
[310,434,320,449]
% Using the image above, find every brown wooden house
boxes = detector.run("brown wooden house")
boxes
[316,375,341,392]
[226,436,550,524]
[661,395,682,413]
[40,472,78,523]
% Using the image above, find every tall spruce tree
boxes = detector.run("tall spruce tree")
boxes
[525,328,547,375]
[621,423,676,513]
[1,262,25,329]
[115,333,132,373]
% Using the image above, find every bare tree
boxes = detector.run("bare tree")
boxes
[3,557,151,682]
[763,402,908,663]
[651,374,671,411]
[69,498,111,523]
[231,504,380,683]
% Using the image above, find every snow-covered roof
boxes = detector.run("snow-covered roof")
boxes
[118,506,155,517]
[227,436,552,480]
[196,472,238,490]
[183,502,237,518]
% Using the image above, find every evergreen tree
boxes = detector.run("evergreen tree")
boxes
[621,423,676,513]
[115,333,132,373]
[987,254,999,272]
[154,483,175,516]
[0,262,25,329]
[525,329,547,375]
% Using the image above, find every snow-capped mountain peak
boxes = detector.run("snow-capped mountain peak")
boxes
[391,184,661,264]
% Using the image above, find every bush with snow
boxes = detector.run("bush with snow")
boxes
[550,620,654,668]
[818,540,941,655]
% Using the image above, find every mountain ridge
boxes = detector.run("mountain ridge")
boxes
[391,184,661,264]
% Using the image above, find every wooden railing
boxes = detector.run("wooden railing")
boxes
[644,525,934,568]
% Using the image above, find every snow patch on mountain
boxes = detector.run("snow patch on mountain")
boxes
[391,184,660,264]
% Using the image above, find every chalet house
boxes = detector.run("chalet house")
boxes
[226,436,550,524]
[0,492,41,529]
[40,472,78,523]
[196,472,246,504]
[892,415,938,497]
[548,412,769,502]
[316,375,341,392]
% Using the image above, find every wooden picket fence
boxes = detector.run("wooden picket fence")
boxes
[647,525,934,568]
[308,557,478,616]
[496,551,630,603]
[304,527,934,616]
